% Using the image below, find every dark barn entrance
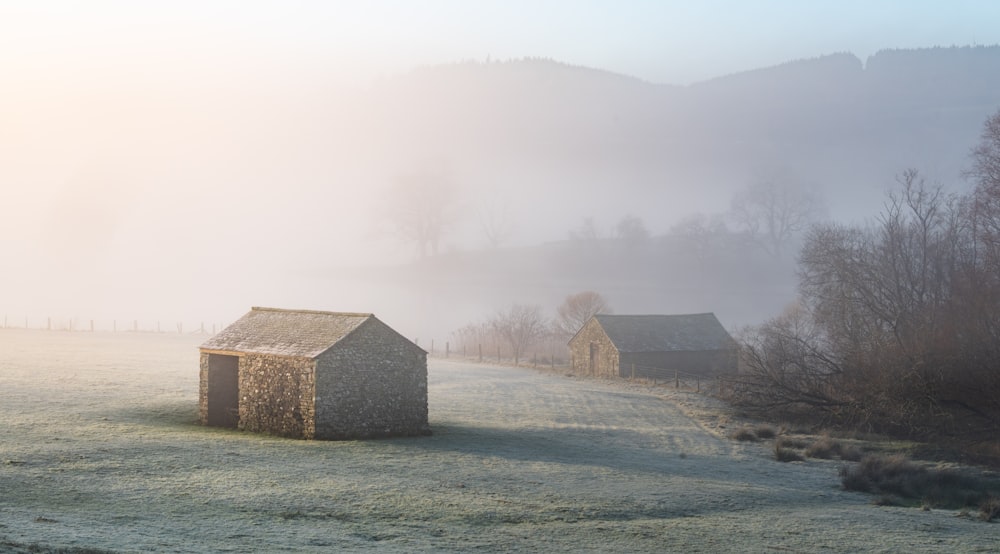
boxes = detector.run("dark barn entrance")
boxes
[205,354,239,427]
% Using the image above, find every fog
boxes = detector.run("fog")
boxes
[3,4,1000,342]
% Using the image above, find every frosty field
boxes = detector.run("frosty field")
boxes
[1,330,997,553]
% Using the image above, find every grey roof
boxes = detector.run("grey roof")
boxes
[591,313,734,353]
[200,307,376,358]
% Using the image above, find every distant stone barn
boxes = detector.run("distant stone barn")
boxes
[198,307,429,440]
[568,313,737,378]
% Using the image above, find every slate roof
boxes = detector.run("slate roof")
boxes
[200,307,376,358]
[590,313,734,353]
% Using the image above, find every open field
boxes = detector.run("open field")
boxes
[1,330,997,553]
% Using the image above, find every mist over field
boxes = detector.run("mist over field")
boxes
[3,4,1000,342]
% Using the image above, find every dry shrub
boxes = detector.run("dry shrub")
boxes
[754,424,777,440]
[804,436,865,461]
[778,437,810,449]
[980,496,1000,522]
[774,439,805,463]
[840,454,1000,509]
[731,428,758,442]
[805,436,841,459]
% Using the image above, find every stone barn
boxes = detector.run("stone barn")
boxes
[568,313,737,378]
[198,307,429,440]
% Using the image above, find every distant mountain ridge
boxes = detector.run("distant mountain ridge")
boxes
[358,46,1000,229]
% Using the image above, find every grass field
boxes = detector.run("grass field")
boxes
[1,329,997,553]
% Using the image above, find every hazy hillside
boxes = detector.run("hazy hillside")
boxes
[313,46,1000,339]
[356,46,1000,224]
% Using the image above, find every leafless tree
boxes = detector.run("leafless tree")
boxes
[730,175,824,258]
[478,196,513,249]
[670,213,729,265]
[613,214,649,247]
[554,291,612,337]
[569,216,602,243]
[385,166,458,259]
[735,168,1000,436]
[967,109,1000,194]
[491,303,548,366]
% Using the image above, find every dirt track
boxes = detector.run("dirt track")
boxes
[0,330,997,552]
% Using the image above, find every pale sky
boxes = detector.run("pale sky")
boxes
[2,1,998,86]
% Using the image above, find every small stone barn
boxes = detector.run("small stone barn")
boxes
[198,307,429,440]
[568,313,737,378]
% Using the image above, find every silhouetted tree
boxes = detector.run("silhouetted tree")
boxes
[730,175,824,258]
[385,166,458,259]
[491,303,548,366]
[613,214,649,247]
[555,291,612,337]
[478,195,513,249]
[569,216,602,243]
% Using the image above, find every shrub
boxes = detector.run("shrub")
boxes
[778,437,810,449]
[802,436,865,461]
[840,454,1000,509]
[774,439,805,462]
[731,428,758,442]
[805,436,841,459]
[979,495,1000,522]
[754,425,777,440]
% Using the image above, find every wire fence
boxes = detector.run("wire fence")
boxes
[1,315,225,334]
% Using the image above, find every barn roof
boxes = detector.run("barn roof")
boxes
[200,307,382,358]
[590,313,734,353]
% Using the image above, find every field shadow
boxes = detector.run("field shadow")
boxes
[104,399,201,429]
[410,421,726,478]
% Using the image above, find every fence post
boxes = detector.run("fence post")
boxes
[431,339,434,354]
[631,363,635,380]
[676,370,679,389]
[497,345,501,363]
[697,377,700,393]
[479,343,483,362]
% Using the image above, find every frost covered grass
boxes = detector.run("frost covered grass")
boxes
[1,329,999,552]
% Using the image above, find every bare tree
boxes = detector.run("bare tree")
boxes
[491,303,548,366]
[613,214,649,247]
[730,175,824,258]
[569,216,602,243]
[735,169,1000,435]
[385,166,458,259]
[554,291,612,337]
[670,213,729,265]
[967,108,1000,194]
[478,196,513,249]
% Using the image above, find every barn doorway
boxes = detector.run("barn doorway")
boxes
[206,354,239,427]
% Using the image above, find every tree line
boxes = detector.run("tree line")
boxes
[732,110,1000,448]
[450,291,611,366]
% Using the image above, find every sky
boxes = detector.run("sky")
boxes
[1,0,999,331]
[2,1,998,86]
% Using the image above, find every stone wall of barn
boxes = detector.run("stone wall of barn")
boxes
[567,319,620,378]
[237,354,316,439]
[198,352,210,424]
[313,319,429,439]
